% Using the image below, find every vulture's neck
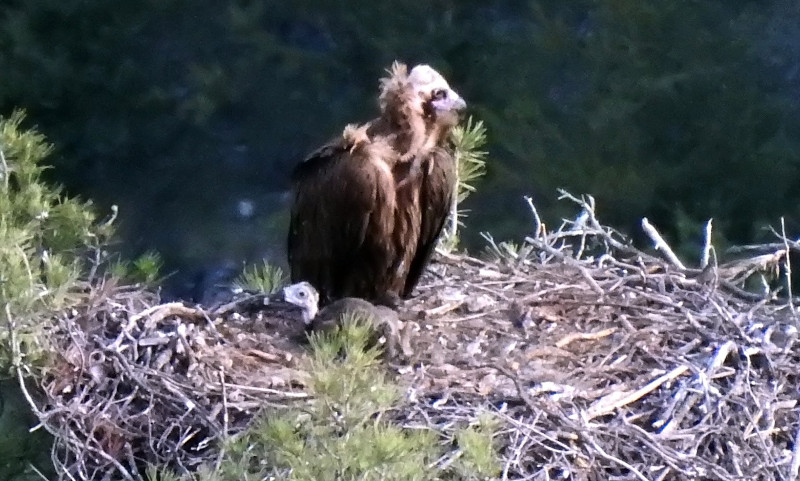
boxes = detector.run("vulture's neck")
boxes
[373,109,447,161]
[302,305,318,325]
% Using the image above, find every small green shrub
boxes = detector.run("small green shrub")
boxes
[451,414,502,480]
[442,116,489,251]
[109,250,164,285]
[194,315,501,481]
[235,260,286,294]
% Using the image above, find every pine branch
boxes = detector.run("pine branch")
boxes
[442,116,488,250]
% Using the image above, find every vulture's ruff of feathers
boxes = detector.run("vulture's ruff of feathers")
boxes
[288,62,466,305]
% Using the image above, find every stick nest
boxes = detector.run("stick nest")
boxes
[27,196,800,480]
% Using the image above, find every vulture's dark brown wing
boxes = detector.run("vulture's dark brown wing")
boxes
[402,147,456,298]
[288,139,397,304]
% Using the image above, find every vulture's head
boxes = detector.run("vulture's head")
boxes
[380,62,466,125]
[281,281,319,325]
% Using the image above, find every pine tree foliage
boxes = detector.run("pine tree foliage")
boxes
[109,250,164,285]
[0,110,111,374]
[442,116,488,250]
[235,260,286,294]
[451,413,501,479]
[452,117,488,205]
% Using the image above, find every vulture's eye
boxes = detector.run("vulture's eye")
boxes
[432,89,447,100]
[298,291,307,298]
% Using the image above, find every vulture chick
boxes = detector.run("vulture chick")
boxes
[282,282,412,359]
[210,287,316,341]
[211,288,315,323]
[288,62,466,306]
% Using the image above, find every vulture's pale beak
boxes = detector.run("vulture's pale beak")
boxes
[432,90,467,112]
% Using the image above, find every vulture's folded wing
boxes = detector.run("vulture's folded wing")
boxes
[288,139,397,303]
[402,147,456,297]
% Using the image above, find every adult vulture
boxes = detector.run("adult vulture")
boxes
[288,62,466,306]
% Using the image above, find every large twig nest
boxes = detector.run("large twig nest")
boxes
[23,199,800,480]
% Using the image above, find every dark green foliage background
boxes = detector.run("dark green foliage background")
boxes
[1,0,799,289]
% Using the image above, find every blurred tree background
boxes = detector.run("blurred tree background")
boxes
[1,0,799,299]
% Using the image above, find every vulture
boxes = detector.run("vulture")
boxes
[282,281,410,358]
[282,281,396,331]
[288,61,466,306]
[213,282,410,357]
[209,286,317,340]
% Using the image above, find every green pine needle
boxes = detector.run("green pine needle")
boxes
[443,116,489,250]
[235,260,286,294]
[451,116,488,204]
